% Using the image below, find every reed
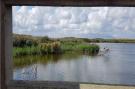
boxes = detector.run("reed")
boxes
[61,43,99,54]
[13,42,100,57]
[13,46,40,57]
[13,34,100,57]
[13,42,62,57]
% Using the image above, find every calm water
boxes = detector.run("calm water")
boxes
[13,43,135,85]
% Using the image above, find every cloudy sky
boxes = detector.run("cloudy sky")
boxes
[13,6,135,39]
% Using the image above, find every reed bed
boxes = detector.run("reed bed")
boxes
[13,42,100,57]
[13,34,100,57]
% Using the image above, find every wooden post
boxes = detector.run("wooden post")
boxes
[0,0,6,89]
[5,4,13,85]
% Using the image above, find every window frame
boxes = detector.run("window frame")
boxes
[1,0,135,89]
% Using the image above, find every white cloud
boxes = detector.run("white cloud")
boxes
[13,6,135,38]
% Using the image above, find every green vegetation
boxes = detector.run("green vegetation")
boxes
[13,34,100,57]
[13,43,99,57]
[13,46,40,57]
[39,42,62,54]
[13,34,39,47]
[83,38,135,43]
[61,42,99,55]
[13,34,135,67]
[13,33,135,57]
[13,42,62,57]
[57,37,135,43]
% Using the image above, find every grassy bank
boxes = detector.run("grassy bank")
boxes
[13,46,40,57]
[13,42,100,57]
[13,34,101,57]
[61,42,99,54]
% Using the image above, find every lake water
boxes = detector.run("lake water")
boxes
[13,43,135,85]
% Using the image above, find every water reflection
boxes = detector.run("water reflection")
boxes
[13,52,84,68]
[14,43,135,85]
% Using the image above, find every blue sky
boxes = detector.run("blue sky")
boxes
[13,6,135,39]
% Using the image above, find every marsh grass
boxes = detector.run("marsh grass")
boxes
[61,41,99,53]
[13,42,100,57]
[13,34,100,57]
[13,46,40,57]
[13,42,62,57]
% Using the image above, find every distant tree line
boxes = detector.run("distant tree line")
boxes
[13,34,135,48]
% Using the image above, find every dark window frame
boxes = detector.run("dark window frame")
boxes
[1,0,135,89]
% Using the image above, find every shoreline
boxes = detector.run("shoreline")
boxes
[80,84,135,89]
